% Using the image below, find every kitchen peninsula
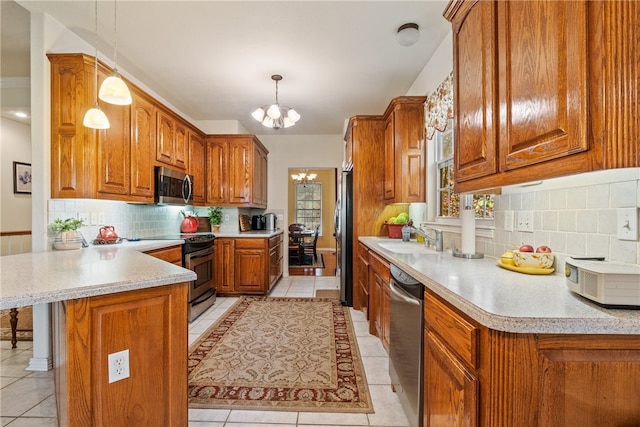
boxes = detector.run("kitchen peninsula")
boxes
[0,245,195,426]
[359,237,640,427]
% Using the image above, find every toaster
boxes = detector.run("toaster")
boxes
[565,258,640,308]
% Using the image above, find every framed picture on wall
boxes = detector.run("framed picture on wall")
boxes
[13,162,32,194]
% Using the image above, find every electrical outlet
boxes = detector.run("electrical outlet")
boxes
[224,214,229,222]
[108,349,130,383]
[78,212,90,226]
[98,212,106,225]
[516,210,534,232]
[504,210,514,231]
[617,207,639,241]
[90,212,98,226]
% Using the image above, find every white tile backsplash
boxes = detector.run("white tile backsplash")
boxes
[490,168,640,265]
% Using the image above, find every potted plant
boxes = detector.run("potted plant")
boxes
[208,207,222,233]
[50,218,84,250]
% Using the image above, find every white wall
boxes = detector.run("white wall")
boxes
[1,117,32,231]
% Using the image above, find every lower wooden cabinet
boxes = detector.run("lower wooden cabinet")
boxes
[144,245,183,266]
[368,251,390,351]
[215,235,282,296]
[423,287,640,427]
[53,282,189,426]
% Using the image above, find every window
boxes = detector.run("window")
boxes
[436,121,494,219]
[295,182,322,232]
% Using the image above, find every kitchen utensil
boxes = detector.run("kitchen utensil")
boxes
[239,215,251,232]
[252,215,265,230]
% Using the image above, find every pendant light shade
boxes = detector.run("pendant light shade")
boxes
[83,0,110,129]
[252,74,300,130]
[83,102,110,129]
[99,0,132,105]
[99,71,132,105]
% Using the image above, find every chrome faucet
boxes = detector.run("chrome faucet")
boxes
[410,225,443,252]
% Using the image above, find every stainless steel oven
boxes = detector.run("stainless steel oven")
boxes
[182,235,216,322]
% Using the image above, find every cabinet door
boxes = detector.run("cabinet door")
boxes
[368,268,382,337]
[452,0,498,183]
[214,238,235,294]
[156,110,175,166]
[205,138,228,204]
[269,235,282,288]
[130,92,155,201]
[49,54,96,198]
[395,101,425,202]
[97,96,130,197]
[253,145,268,208]
[228,140,252,205]
[424,331,479,427]
[383,115,396,201]
[235,248,267,293]
[189,132,206,205]
[174,122,189,170]
[355,243,370,316]
[497,1,588,172]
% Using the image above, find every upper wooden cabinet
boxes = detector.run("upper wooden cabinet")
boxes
[444,0,638,193]
[129,91,156,201]
[156,109,188,170]
[188,131,206,206]
[205,135,268,208]
[383,96,426,203]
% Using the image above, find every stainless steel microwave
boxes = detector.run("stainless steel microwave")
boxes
[154,166,193,205]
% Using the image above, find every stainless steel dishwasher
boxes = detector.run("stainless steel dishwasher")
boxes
[389,264,424,427]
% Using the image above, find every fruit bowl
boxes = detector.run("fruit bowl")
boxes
[512,251,554,269]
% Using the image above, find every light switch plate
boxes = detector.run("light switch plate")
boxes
[504,210,514,231]
[617,207,639,241]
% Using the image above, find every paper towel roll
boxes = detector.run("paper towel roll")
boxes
[461,195,475,254]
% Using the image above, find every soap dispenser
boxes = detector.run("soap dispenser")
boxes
[401,224,411,242]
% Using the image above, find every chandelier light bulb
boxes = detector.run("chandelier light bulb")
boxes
[267,103,282,119]
[252,74,299,130]
[251,108,265,121]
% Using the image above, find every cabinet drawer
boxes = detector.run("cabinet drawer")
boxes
[358,242,370,261]
[369,251,390,283]
[235,238,265,249]
[269,234,282,248]
[144,245,182,266]
[424,291,478,369]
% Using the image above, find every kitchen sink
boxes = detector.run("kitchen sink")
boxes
[378,241,439,255]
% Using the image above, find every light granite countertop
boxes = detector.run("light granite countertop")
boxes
[0,242,196,310]
[359,236,640,335]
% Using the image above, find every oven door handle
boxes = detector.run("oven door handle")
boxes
[192,288,215,306]
[389,279,420,306]
[186,247,213,261]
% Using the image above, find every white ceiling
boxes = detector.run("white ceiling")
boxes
[3,1,451,135]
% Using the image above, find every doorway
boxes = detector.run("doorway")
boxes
[287,168,337,276]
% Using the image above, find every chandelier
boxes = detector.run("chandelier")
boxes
[291,171,317,182]
[251,74,300,130]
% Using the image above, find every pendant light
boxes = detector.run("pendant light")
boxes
[251,74,300,130]
[98,0,132,105]
[83,0,110,129]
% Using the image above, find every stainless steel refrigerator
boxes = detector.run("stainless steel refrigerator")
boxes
[336,169,353,306]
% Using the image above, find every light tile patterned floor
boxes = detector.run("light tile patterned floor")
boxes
[0,276,409,427]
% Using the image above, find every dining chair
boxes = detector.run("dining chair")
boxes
[300,225,320,262]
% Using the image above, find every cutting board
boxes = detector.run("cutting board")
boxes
[239,215,251,232]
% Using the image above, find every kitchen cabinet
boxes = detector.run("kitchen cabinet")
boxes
[345,116,387,311]
[205,135,268,208]
[144,245,183,266]
[156,109,188,171]
[129,90,156,201]
[368,250,390,351]
[215,234,282,295]
[422,287,640,426]
[189,131,206,205]
[383,96,426,204]
[444,0,638,193]
[53,282,188,426]
[355,242,370,316]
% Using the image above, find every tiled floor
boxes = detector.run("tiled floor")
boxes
[1,276,409,427]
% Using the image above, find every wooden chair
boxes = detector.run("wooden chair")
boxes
[288,224,305,264]
[300,225,320,262]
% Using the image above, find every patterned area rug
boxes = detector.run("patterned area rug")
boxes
[188,296,373,413]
